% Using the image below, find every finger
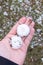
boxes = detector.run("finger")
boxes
[30,21,35,28]
[6,17,27,38]
[18,17,27,24]
[25,17,32,25]
[24,28,35,48]
[9,17,26,34]
[22,17,33,41]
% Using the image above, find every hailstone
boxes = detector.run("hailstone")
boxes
[11,35,23,49]
[17,24,30,37]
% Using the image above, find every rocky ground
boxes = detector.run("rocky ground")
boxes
[0,0,43,65]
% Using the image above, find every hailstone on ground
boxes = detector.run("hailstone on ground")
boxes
[17,24,30,37]
[11,35,23,49]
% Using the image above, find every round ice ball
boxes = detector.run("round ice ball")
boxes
[11,35,23,49]
[17,24,30,37]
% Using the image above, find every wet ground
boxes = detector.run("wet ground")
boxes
[0,0,43,65]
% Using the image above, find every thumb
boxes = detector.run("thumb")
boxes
[25,27,35,49]
[20,27,35,52]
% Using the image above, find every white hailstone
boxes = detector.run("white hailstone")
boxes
[17,24,30,37]
[0,6,2,12]
[18,0,23,2]
[41,58,43,62]
[3,11,8,16]
[11,35,23,49]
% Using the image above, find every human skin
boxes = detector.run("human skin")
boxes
[0,17,35,65]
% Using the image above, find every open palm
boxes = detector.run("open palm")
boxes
[0,17,35,65]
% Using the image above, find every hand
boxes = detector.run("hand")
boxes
[0,17,35,65]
